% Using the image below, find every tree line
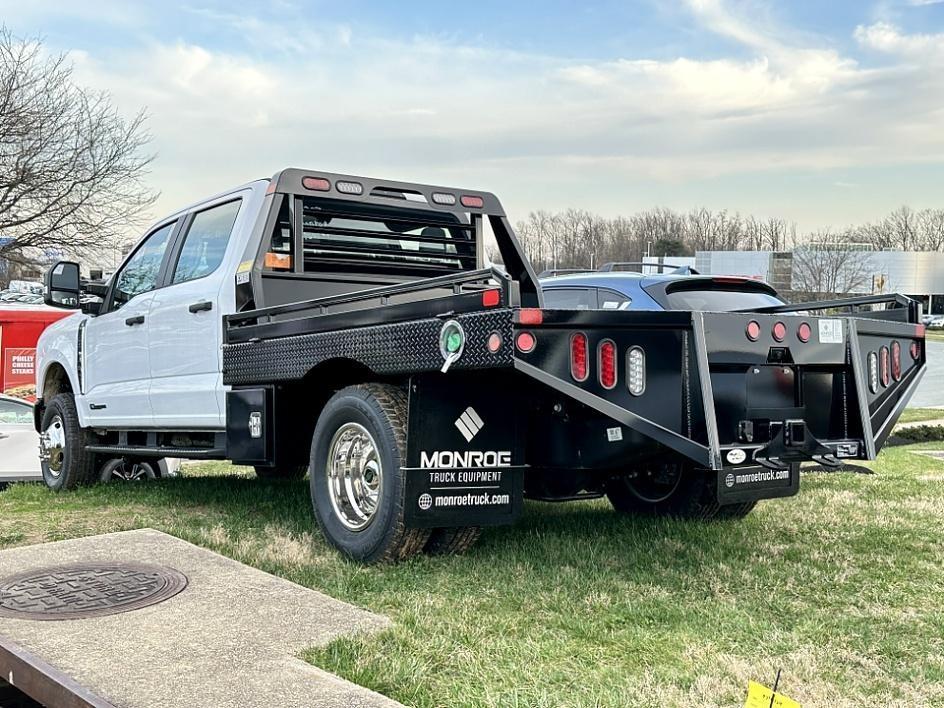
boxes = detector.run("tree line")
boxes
[506,205,944,275]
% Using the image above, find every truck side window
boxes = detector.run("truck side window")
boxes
[542,287,597,310]
[110,221,176,310]
[172,200,241,284]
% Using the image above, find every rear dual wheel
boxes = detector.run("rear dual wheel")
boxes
[309,384,481,563]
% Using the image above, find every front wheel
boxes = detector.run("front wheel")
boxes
[309,384,429,564]
[40,393,97,491]
[606,462,756,521]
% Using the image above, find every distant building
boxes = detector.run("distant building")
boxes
[695,250,944,315]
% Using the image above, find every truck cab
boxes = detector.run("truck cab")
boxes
[38,181,266,433]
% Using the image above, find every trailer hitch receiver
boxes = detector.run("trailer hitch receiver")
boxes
[753,420,842,471]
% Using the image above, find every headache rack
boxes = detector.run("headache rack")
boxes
[299,203,476,274]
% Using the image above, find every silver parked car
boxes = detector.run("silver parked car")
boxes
[0,394,40,482]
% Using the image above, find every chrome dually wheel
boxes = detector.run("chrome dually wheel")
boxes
[40,415,66,479]
[326,422,382,531]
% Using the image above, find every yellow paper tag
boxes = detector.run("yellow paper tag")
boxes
[744,680,801,708]
[236,260,254,273]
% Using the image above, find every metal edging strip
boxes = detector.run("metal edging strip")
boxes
[0,634,117,708]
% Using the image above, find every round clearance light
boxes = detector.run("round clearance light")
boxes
[432,192,457,206]
[746,320,761,341]
[487,332,503,353]
[891,340,902,381]
[797,322,812,343]
[515,331,535,353]
[879,345,890,388]
[439,320,465,361]
[302,176,330,192]
[772,321,787,342]
[335,180,363,195]
[627,346,646,396]
[868,351,879,393]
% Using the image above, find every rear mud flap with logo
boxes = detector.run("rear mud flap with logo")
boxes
[717,463,800,504]
[403,373,524,528]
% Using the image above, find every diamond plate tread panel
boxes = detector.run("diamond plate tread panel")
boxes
[0,563,188,621]
[223,309,514,385]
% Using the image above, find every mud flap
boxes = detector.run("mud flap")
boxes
[717,463,800,504]
[403,373,524,528]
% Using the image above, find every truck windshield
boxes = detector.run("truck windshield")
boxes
[663,288,783,311]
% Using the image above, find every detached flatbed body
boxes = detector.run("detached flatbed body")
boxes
[37,168,927,563]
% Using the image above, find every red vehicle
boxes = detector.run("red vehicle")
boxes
[0,306,74,400]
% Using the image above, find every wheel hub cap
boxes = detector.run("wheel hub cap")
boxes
[110,462,149,482]
[40,415,66,478]
[326,423,382,531]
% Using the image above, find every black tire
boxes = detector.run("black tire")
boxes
[424,527,482,555]
[40,393,97,491]
[606,462,756,521]
[254,464,308,481]
[309,384,429,564]
[99,458,159,483]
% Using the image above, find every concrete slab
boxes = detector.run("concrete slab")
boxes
[0,529,403,708]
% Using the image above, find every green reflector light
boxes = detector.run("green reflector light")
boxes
[446,332,462,353]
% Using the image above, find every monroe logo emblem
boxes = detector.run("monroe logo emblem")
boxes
[725,473,736,488]
[455,406,484,442]
[418,493,433,511]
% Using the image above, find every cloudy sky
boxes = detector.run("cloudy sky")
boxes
[2,0,944,231]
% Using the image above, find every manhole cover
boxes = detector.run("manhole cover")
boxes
[0,562,188,621]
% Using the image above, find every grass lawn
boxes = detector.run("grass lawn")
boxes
[899,407,944,424]
[2,449,944,707]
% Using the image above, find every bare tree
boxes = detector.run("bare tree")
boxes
[790,231,873,299]
[0,28,156,269]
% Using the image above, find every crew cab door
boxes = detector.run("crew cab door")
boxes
[83,220,178,427]
[147,197,243,429]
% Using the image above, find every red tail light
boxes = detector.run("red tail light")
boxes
[911,340,921,360]
[891,341,902,381]
[460,195,484,208]
[571,333,589,382]
[797,322,812,343]
[772,321,787,342]
[482,289,501,307]
[598,339,617,389]
[746,321,761,341]
[879,346,890,387]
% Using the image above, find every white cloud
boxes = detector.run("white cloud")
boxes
[855,20,944,59]
[30,1,944,230]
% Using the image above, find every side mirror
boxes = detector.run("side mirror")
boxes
[44,261,81,309]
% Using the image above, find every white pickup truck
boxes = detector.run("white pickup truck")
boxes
[35,168,926,563]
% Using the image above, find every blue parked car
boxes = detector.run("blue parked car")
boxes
[539,262,785,312]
